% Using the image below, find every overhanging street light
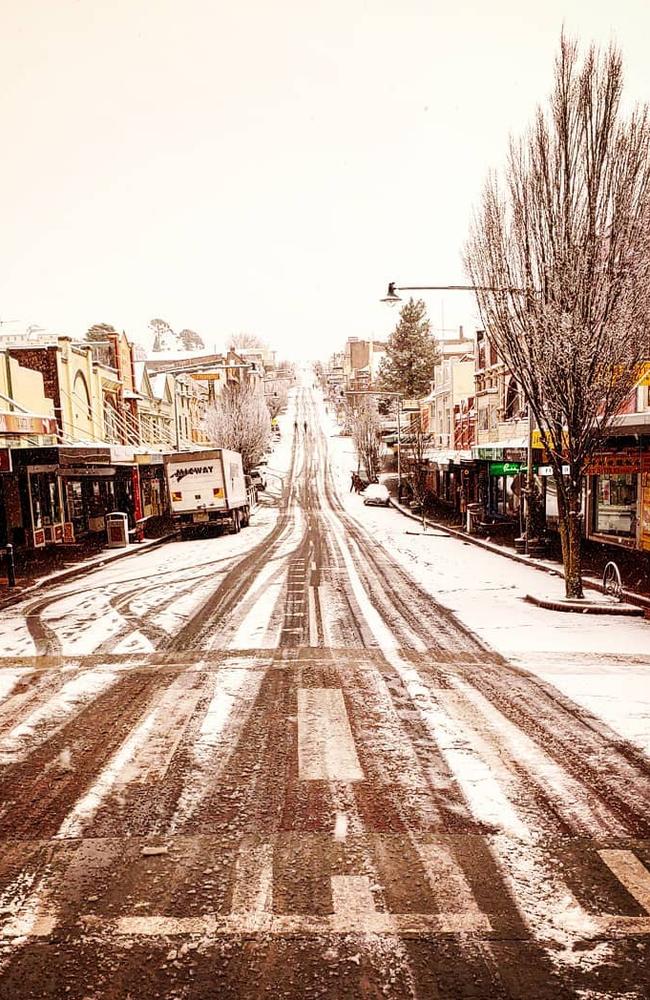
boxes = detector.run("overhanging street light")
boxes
[380,281,512,306]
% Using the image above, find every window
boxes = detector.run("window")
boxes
[505,378,520,420]
[593,474,638,538]
[73,371,92,434]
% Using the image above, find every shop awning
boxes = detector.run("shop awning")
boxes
[425,449,472,466]
[472,437,528,461]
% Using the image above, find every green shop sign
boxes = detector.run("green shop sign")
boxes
[489,461,526,476]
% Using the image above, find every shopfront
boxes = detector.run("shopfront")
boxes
[587,448,650,548]
[487,461,527,519]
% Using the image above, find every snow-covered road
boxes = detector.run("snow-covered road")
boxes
[0,386,649,999]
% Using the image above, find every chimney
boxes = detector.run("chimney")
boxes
[459,325,464,340]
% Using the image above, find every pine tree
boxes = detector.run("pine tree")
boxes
[378,298,438,398]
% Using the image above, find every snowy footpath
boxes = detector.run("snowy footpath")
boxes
[323,402,650,762]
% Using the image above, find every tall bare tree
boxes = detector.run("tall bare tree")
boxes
[402,415,432,530]
[465,34,650,598]
[203,382,271,472]
[265,380,289,420]
[345,396,385,482]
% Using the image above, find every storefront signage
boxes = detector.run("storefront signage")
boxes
[59,447,111,466]
[63,522,75,544]
[0,448,11,473]
[0,413,57,435]
[109,445,136,464]
[637,362,650,387]
[586,450,650,476]
[538,464,570,476]
[489,462,526,476]
[503,448,527,463]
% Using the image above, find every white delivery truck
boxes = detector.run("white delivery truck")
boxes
[164,449,252,538]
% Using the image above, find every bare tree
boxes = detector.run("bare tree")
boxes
[203,382,271,472]
[345,396,385,482]
[465,34,650,598]
[402,416,432,530]
[228,332,267,351]
[265,380,289,420]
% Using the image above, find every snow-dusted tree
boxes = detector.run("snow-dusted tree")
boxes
[149,318,176,352]
[465,34,650,599]
[402,415,432,529]
[265,380,289,420]
[203,382,271,472]
[85,323,118,342]
[378,299,438,399]
[345,396,385,481]
[178,328,205,351]
[228,332,267,351]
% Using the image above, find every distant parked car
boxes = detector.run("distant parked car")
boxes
[362,483,390,507]
[249,469,267,492]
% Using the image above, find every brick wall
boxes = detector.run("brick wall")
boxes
[8,347,60,416]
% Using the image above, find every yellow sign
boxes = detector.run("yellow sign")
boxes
[191,372,221,381]
[531,428,568,450]
[637,362,650,387]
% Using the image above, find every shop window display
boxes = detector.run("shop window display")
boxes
[594,473,638,538]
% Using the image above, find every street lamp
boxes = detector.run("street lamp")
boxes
[380,281,505,306]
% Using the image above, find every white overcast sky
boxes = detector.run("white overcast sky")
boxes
[1,0,649,358]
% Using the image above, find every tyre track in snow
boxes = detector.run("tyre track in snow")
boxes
[1,388,650,999]
[307,391,650,841]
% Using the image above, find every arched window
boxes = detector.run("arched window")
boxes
[505,377,521,420]
[72,371,93,437]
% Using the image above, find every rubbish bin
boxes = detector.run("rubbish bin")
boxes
[106,511,129,548]
[466,502,483,535]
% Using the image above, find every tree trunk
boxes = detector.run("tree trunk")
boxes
[556,477,583,599]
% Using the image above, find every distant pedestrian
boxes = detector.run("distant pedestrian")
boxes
[350,472,356,492]
[293,420,298,432]
[303,421,307,433]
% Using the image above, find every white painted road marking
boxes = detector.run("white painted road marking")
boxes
[297,688,364,781]
[599,849,650,913]
[231,844,273,919]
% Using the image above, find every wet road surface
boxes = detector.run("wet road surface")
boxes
[0,389,649,998]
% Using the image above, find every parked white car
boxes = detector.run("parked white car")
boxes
[362,483,391,507]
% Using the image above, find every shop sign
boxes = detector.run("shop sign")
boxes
[63,522,75,544]
[109,445,136,464]
[538,464,570,476]
[489,462,526,476]
[586,450,650,476]
[0,448,12,473]
[0,413,57,435]
[531,428,569,450]
[637,361,650,387]
[59,447,111,466]
[503,448,527,463]
[32,528,46,548]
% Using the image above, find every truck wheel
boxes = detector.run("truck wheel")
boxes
[232,510,241,534]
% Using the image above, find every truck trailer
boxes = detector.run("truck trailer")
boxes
[164,449,252,538]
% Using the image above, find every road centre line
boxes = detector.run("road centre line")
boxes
[297,688,364,781]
